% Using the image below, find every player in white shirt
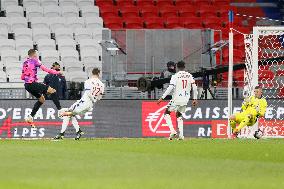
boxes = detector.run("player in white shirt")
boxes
[54,68,105,140]
[157,61,198,140]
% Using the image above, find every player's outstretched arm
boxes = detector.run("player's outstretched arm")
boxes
[39,62,62,75]
[157,75,176,105]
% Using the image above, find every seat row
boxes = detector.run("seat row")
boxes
[0,17,103,32]
[5,5,100,18]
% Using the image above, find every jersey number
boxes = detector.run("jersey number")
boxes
[92,87,101,96]
[182,80,188,89]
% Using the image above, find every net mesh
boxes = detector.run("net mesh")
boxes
[243,28,284,138]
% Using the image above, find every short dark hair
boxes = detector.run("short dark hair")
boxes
[92,68,100,75]
[176,61,185,69]
[28,49,36,56]
[52,62,60,67]
[255,86,261,90]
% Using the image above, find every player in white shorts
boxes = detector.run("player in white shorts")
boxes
[54,68,105,140]
[158,61,198,140]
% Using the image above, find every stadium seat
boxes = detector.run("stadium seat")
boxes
[81,49,99,63]
[0,71,7,82]
[136,0,154,6]
[160,6,178,18]
[19,50,29,61]
[60,49,79,63]
[37,39,56,51]
[0,28,8,39]
[175,0,191,6]
[84,60,101,73]
[144,17,165,28]
[63,61,83,72]
[15,39,33,52]
[62,5,79,17]
[156,0,173,7]
[96,0,114,7]
[100,5,119,18]
[48,17,66,32]
[213,0,230,6]
[104,17,123,29]
[57,39,76,51]
[1,50,20,63]
[32,28,51,43]
[165,17,183,29]
[14,28,32,40]
[44,5,62,17]
[124,17,144,28]
[79,39,100,52]
[54,28,74,41]
[7,67,22,82]
[74,28,92,42]
[116,0,134,6]
[120,6,140,17]
[259,70,275,81]
[30,17,49,29]
[0,17,9,31]
[25,5,44,18]
[1,0,18,11]
[77,0,94,8]
[41,0,58,7]
[140,6,159,18]
[80,6,100,17]
[193,0,211,6]
[5,6,24,17]
[178,5,197,17]
[203,17,224,29]
[68,71,88,82]
[0,39,15,51]
[40,50,60,64]
[22,0,41,7]
[10,17,28,32]
[182,17,203,28]
[66,17,85,31]
[59,0,77,7]
[92,29,103,42]
[198,5,218,17]
[85,17,103,28]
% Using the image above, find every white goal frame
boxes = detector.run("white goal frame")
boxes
[228,26,284,138]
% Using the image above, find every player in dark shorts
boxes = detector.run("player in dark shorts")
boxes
[21,49,64,127]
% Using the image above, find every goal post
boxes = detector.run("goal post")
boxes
[228,26,284,138]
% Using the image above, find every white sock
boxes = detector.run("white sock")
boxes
[177,117,184,138]
[71,117,80,132]
[164,114,176,134]
[61,116,70,133]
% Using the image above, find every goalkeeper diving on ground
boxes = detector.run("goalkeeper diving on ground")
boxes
[230,86,268,139]
[54,68,105,140]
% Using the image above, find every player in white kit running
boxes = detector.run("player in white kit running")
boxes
[157,61,198,140]
[54,68,105,140]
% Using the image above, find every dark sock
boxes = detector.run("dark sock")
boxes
[31,101,43,117]
[50,93,61,110]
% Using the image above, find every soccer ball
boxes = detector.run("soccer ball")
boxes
[254,129,263,139]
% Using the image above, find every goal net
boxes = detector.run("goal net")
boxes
[228,26,284,138]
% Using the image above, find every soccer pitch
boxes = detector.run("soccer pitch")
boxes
[1,138,284,189]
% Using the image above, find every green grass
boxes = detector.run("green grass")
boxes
[0,138,284,189]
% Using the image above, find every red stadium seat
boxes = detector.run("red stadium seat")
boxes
[182,17,203,28]
[96,0,114,7]
[156,0,174,7]
[160,6,178,18]
[165,17,183,28]
[203,17,224,29]
[100,6,119,18]
[276,70,284,76]
[213,0,230,6]
[259,70,275,81]
[193,0,212,6]
[278,88,284,97]
[175,0,192,6]
[140,6,159,18]
[217,5,237,17]
[124,17,144,28]
[116,0,135,6]
[144,17,165,28]
[136,0,154,6]
[178,5,197,17]
[223,48,245,63]
[104,17,124,29]
[120,6,140,17]
[198,5,218,17]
